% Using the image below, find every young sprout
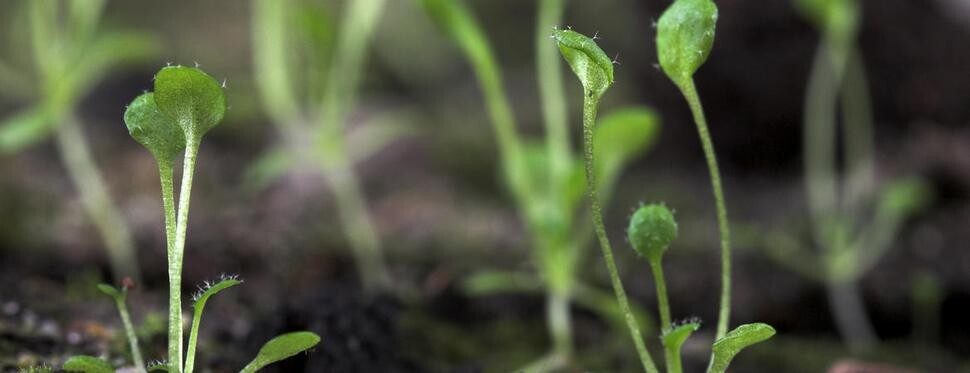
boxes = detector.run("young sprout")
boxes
[97,281,145,372]
[656,0,733,340]
[554,29,659,373]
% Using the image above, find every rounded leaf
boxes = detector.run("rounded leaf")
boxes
[124,92,186,162]
[63,355,113,373]
[153,66,226,139]
[553,29,614,98]
[656,0,718,86]
[709,323,776,373]
[240,331,321,373]
[627,203,678,262]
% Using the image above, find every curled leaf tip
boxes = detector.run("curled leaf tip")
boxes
[553,29,614,98]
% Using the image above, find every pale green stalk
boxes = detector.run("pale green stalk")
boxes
[650,261,681,373]
[113,293,146,372]
[316,0,390,292]
[678,79,731,340]
[582,94,658,373]
[54,115,141,281]
[536,0,571,187]
[169,135,202,373]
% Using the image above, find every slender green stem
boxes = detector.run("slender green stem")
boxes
[582,93,658,373]
[678,79,732,341]
[55,114,141,282]
[156,158,178,371]
[536,0,572,187]
[321,151,391,291]
[114,295,145,372]
[547,292,573,360]
[169,136,201,373]
[803,45,839,244]
[840,48,875,224]
[650,261,681,373]
[315,0,390,292]
[184,311,202,373]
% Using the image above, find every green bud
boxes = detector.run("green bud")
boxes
[153,66,227,141]
[627,203,678,262]
[656,0,718,86]
[552,29,614,99]
[124,92,186,163]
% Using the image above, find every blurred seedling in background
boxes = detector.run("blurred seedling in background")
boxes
[751,0,933,353]
[249,0,401,292]
[553,1,776,370]
[0,0,159,281]
[63,66,319,373]
[421,0,660,368]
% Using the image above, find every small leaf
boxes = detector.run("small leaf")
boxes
[192,277,241,307]
[0,105,54,154]
[878,177,932,217]
[661,320,700,351]
[792,0,859,40]
[62,355,113,373]
[552,29,614,99]
[124,92,186,163]
[184,276,242,373]
[240,331,321,373]
[153,66,227,140]
[708,323,776,373]
[95,283,122,299]
[461,271,542,296]
[656,0,718,86]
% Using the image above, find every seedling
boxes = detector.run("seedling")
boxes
[63,66,319,373]
[753,0,932,353]
[0,0,158,281]
[554,4,776,371]
[249,0,393,292]
[421,0,661,367]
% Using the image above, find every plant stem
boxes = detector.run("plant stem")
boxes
[55,114,141,282]
[826,280,877,353]
[650,261,681,373]
[678,79,732,341]
[582,93,658,373]
[169,135,201,373]
[114,295,145,372]
[547,292,573,360]
[316,0,390,292]
[536,0,571,188]
[322,151,391,291]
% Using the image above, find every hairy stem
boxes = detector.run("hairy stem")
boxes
[650,261,680,373]
[169,136,201,373]
[55,114,140,282]
[114,295,145,372]
[679,79,732,340]
[582,93,658,373]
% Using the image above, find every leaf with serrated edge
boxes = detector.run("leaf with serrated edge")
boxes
[62,355,113,373]
[240,331,321,373]
[708,323,775,373]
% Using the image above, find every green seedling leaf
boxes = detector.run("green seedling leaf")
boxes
[552,29,614,99]
[627,203,678,263]
[0,105,54,154]
[153,66,227,140]
[878,177,932,217]
[184,275,243,373]
[461,271,542,296]
[62,355,112,373]
[593,106,660,197]
[708,323,776,373]
[656,0,718,86]
[95,283,122,299]
[70,32,159,101]
[124,93,186,163]
[240,331,321,373]
[662,320,700,351]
